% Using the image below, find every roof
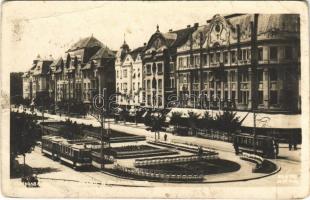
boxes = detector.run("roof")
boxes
[170,26,197,48]
[67,35,103,52]
[90,46,116,60]
[129,46,145,60]
[50,57,63,68]
[33,60,53,76]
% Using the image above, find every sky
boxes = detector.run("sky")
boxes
[2,1,218,73]
[1,1,307,94]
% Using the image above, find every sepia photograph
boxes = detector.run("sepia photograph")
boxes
[1,1,309,199]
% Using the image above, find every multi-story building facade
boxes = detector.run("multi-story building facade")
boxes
[23,35,116,112]
[115,41,144,107]
[23,58,53,104]
[176,14,300,113]
[142,25,198,108]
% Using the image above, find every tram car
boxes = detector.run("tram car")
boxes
[58,139,100,169]
[41,135,65,160]
[42,135,101,169]
[233,133,278,158]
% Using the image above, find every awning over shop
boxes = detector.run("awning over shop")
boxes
[167,108,301,129]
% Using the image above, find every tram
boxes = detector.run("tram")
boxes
[233,133,278,158]
[42,135,100,169]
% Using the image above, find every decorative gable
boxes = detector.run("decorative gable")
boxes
[205,14,231,48]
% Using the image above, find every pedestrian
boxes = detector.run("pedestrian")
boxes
[164,133,167,142]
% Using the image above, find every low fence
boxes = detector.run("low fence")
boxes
[196,129,234,142]
[114,164,204,182]
[134,154,219,167]
[148,141,218,156]
[240,152,264,165]
[240,152,265,173]
[115,148,178,159]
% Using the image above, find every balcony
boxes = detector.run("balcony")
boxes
[204,83,209,90]
[270,81,278,90]
[210,62,220,67]
[240,83,249,90]
[192,83,200,91]
[258,82,263,90]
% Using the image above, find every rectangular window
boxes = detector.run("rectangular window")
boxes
[171,78,175,88]
[146,64,151,74]
[231,91,236,100]
[147,95,151,105]
[223,52,228,64]
[285,46,292,59]
[231,51,236,63]
[231,71,236,82]
[238,49,242,60]
[270,91,278,104]
[247,49,251,60]
[157,63,163,73]
[242,49,247,60]
[147,80,150,89]
[158,79,162,89]
[258,48,263,61]
[133,83,135,90]
[258,91,264,105]
[123,69,127,78]
[202,54,208,65]
[216,52,220,62]
[194,55,200,66]
[257,70,263,82]
[270,68,278,81]
[270,47,278,60]
[170,63,174,72]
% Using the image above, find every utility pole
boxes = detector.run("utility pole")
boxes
[251,14,259,154]
[100,88,107,170]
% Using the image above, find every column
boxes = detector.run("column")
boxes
[248,68,252,109]
[278,67,285,109]
[227,70,231,100]
[235,69,239,106]
[263,68,270,109]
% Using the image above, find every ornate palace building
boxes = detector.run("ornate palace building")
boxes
[175,14,300,113]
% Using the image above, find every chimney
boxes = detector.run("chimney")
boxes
[194,23,199,27]
[187,25,191,28]
[169,29,173,32]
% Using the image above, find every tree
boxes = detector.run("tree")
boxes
[58,119,82,139]
[187,111,200,135]
[199,111,214,130]
[214,111,241,135]
[169,111,182,129]
[10,112,40,177]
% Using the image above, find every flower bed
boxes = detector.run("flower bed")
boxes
[134,154,219,167]
[110,145,178,159]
